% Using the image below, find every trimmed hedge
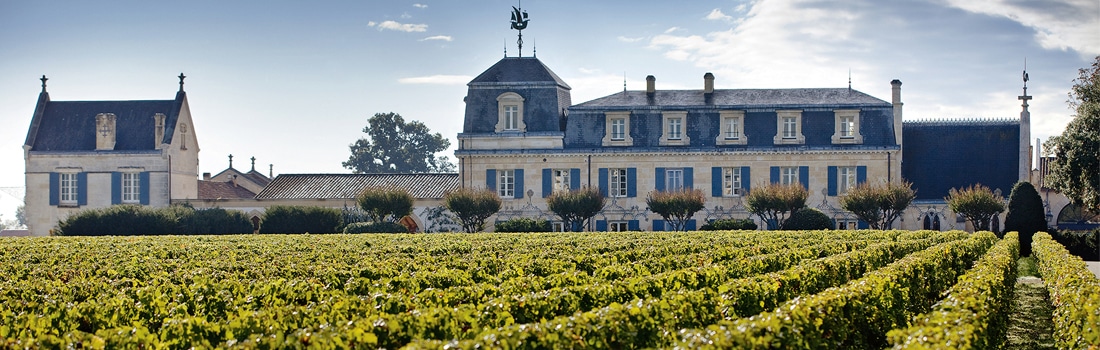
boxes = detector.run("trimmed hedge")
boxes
[677,231,998,348]
[699,218,758,231]
[494,218,551,232]
[1032,231,1100,349]
[343,222,408,234]
[259,205,343,234]
[55,205,253,236]
[887,232,1020,349]
[780,207,835,230]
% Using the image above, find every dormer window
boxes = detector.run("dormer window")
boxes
[716,110,747,145]
[773,110,805,145]
[831,109,863,144]
[659,111,690,146]
[495,92,526,132]
[602,111,633,146]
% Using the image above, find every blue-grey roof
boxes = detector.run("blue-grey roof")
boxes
[902,119,1020,200]
[26,91,184,152]
[574,88,889,108]
[256,173,460,200]
[469,57,570,89]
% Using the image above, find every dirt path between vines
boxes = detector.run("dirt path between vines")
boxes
[1003,276,1056,349]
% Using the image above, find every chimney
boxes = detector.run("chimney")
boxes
[891,79,903,105]
[95,113,117,150]
[703,72,714,94]
[230,175,238,187]
[153,113,166,150]
[646,75,655,96]
[203,172,211,181]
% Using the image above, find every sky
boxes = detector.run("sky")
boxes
[1,0,1098,210]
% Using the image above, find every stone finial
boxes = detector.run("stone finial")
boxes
[228,154,234,168]
[40,75,48,92]
[178,73,186,92]
[251,156,256,171]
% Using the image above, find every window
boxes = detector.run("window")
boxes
[716,111,747,145]
[832,109,862,144]
[725,118,740,139]
[498,170,515,198]
[59,173,77,205]
[667,169,684,191]
[122,173,140,204]
[610,168,628,197]
[660,111,690,146]
[609,221,629,232]
[495,92,526,132]
[611,118,625,140]
[773,110,804,145]
[552,222,567,232]
[781,167,798,185]
[837,219,858,230]
[552,169,571,193]
[723,167,742,196]
[838,166,856,195]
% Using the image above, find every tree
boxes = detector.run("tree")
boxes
[357,186,414,223]
[946,184,1006,232]
[1044,56,1100,212]
[1004,181,1047,256]
[343,112,455,174]
[15,204,25,227]
[745,183,808,230]
[547,187,605,232]
[781,208,834,230]
[444,188,501,233]
[646,189,706,231]
[839,181,916,229]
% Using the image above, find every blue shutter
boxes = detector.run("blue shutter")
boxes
[799,166,809,190]
[542,168,552,198]
[857,166,867,185]
[683,168,693,190]
[655,167,666,191]
[711,167,723,197]
[77,172,88,206]
[514,169,524,199]
[570,168,580,190]
[741,166,751,193]
[596,220,607,232]
[486,169,496,190]
[770,166,780,184]
[627,168,637,197]
[139,172,151,205]
[628,220,640,231]
[827,166,838,196]
[686,219,697,231]
[857,220,869,229]
[49,172,59,206]
[598,168,609,197]
[111,172,122,205]
[653,220,665,232]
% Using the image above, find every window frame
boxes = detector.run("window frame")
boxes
[495,92,526,132]
[610,118,625,141]
[552,169,571,194]
[667,117,683,140]
[121,172,141,204]
[666,169,685,191]
[723,167,742,197]
[659,111,690,146]
[609,221,629,232]
[773,110,805,145]
[838,166,856,195]
[831,109,863,144]
[498,169,515,198]
[59,172,78,206]
[780,166,798,185]
[609,168,628,198]
[716,110,748,145]
[602,112,634,146]
[837,219,858,230]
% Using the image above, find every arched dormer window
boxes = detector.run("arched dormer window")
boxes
[495,92,526,132]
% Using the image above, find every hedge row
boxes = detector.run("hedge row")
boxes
[1032,231,1100,349]
[55,205,253,236]
[676,231,998,349]
[887,232,1020,349]
[258,205,343,234]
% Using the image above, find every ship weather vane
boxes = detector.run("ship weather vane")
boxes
[510,2,529,57]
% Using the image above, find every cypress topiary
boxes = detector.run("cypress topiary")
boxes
[1004,181,1047,256]
[780,208,835,230]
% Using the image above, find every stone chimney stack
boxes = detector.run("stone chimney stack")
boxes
[203,172,211,180]
[153,113,166,150]
[646,75,655,96]
[891,80,903,147]
[95,113,117,151]
[704,72,714,94]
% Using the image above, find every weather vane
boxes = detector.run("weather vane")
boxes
[510,2,529,57]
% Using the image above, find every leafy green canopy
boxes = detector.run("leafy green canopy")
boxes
[745,183,808,230]
[1044,56,1100,212]
[357,186,414,223]
[840,181,915,230]
[1004,181,1046,256]
[547,187,605,232]
[946,184,1006,232]
[646,189,706,231]
[343,112,455,173]
[444,188,501,233]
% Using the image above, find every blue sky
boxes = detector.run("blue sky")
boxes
[1,0,1097,204]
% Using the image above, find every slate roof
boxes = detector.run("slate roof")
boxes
[197,181,258,200]
[26,89,185,152]
[573,88,889,108]
[211,167,272,187]
[469,57,571,89]
[256,173,460,200]
[902,119,1020,201]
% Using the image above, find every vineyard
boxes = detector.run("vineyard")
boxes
[1,230,1097,349]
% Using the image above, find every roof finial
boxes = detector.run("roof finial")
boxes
[623,72,627,94]
[848,68,852,94]
[1019,58,1032,110]
[250,156,256,171]
[178,72,186,92]
[228,154,234,168]
[40,75,48,92]
[269,164,274,178]
[533,37,537,57]
[510,1,529,57]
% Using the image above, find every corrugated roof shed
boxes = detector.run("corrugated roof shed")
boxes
[256,173,460,200]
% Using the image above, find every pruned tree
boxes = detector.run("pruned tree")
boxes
[745,183,808,230]
[646,189,706,231]
[343,112,456,174]
[546,187,605,232]
[781,208,835,230]
[839,181,916,229]
[1004,181,1047,256]
[444,188,501,233]
[946,184,1006,232]
[15,204,26,228]
[1044,55,1100,212]
[357,186,414,223]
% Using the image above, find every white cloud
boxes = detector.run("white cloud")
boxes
[413,3,427,8]
[941,0,1100,57]
[401,12,412,19]
[664,27,682,34]
[398,75,472,85]
[376,20,428,33]
[367,21,377,27]
[617,36,645,43]
[421,35,453,42]
[578,67,602,74]
[706,8,733,21]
